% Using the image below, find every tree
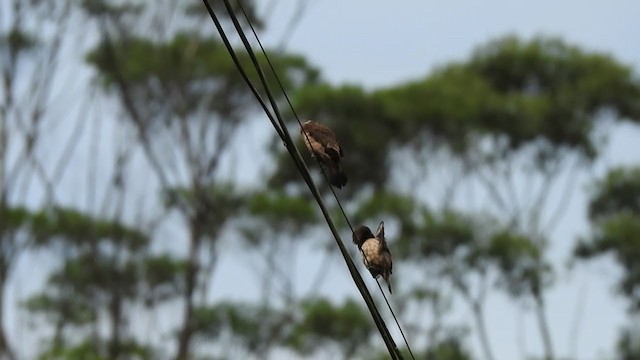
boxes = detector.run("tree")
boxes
[575,166,640,359]
[1,0,79,356]
[24,207,183,359]
[267,35,640,359]
[286,298,374,359]
[617,324,640,360]
[575,166,640,310]
[83,1,318,358]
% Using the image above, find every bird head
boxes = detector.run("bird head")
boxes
[352,225,374,248]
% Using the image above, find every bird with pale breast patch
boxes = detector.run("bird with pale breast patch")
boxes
[352,222,393,294]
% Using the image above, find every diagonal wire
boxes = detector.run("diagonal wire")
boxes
[202,1,403,359]
[235,1,356,233]
[233,1,416,358]
[235,2,415,359]
[216,3,404,357]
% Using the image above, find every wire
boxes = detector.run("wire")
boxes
[235,1,356,234]
[375,278,416,360]
[235,2,416,359]
[201,1,408,359]
[213,2,406,354]
[230,1,417,358]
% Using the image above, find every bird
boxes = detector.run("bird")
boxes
[352,221,393,294]
[300,120,348,188]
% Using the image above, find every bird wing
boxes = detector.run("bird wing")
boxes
[375,221,390,252]
[361,238,392,277]
[303,122,343,160]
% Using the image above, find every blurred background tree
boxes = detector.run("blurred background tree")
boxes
[1,1,639,359]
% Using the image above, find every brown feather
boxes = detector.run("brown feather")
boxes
[300,120,347,188]
[354,223,393,294]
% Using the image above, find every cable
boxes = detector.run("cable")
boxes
[235,2,356,234]
[201,1,408,359]
[235,2,416,359]
[212,3,406,357]
[375,278,416,360]
[232,1,417,358]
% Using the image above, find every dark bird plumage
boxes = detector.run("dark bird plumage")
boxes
[300,120,347,188]
[352,222,393,294]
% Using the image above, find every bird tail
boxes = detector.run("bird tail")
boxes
[328,162,348,188]
[383,273,392,294]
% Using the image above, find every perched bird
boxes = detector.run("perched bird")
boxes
[300,120,348,188]
[352,221,393,294]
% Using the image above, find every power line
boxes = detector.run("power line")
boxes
[201,1,410,359]
[233,3,416,359]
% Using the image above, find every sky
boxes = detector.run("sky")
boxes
[5,1,640,359]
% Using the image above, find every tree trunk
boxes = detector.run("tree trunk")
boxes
[534,293,554,360]
[175,226,201,360]
[108,289,123,359]
[0,264,14,360]
[472,301,495,360]
[0,108,7,203]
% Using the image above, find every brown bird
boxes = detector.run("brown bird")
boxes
[300,120,347,188]
[352,221,393,294]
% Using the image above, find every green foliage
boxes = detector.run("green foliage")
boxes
[0,206,31,233]
[164,182,246,238]
[0,28,37,54]
[466,36,640,160]
[243,190,317,238]
[184,0,262,28]
[164,183,244,211]
[398,209,478,260]
[370,335,473,360]
[379,65,497,153]
[423,335,474,360]
[588,166,640,220]
[141,255,187,305]
[87,32,318,122]
[38,340,108,360]
[38,338,153,360]
[617,325,640,360]
[248,191,317,225]
[353,191,416,224]
[29,206,147,250]
[471,36,640,123]
[192,302,288,354]
[287,298,372,357]
[576,212,640,310]
[80,0,143,17]
[270,35,640,194]
[27,252,136,324]
[486,231,549,297]
[577,166,640,311]
[82,5,319,358]
[54,253,138,297]
[396,208,550,299]
[24,292,96,326]
[20,205,179,359]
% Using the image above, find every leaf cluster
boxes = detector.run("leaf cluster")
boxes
[576,166,640,310]
[270,36,640,194]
